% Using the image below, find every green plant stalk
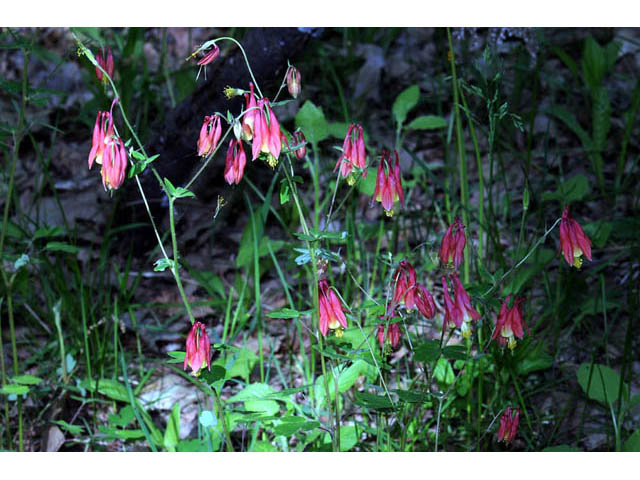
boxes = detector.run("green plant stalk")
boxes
[482,218,562,299]
[508,366,534,441]
[0,32,32,452]
[52,301,68,385]
[615,79,640,194]
[267,241,311,388]
[0,298,9,449]
[282,154,336,451]
[246,195,264,383]
[73,33,198,329]
[160,28,176,109]
[168,198,196,325]
[459,85,485,264]
[447,28,470,283]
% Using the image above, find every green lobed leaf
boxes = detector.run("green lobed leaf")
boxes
[577,363,626,406]
[433,358,455,386]
[623,430,640,452]
[392,85,420,126]
[11,374,43,385]
[413,340,441,363]
[406,115,447,130]
[266,308,300,319]
[163,403,181,449]
[295,101,329,144]
[45,242,80,254]
[0,384,30,395]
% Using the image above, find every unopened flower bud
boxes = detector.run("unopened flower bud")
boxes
[293,131,307,160]
[286,66,301,98]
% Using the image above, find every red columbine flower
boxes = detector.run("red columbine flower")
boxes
[197,115,222,157]
[286,65,301,98]
[184,321,211,376]
[492,294,529,350]
[224,139,247,185]
[439,217,466,269]
[442,274,479,338]
[95,47,114,84]
[252,98,282,168]
[197,43,220,66]
[497,407,520,444]
[101,137,128,191]
[442,276,462,332]
[372,150,404,216]
[392,260,417,311]
[335,124,366,185]
[560,204,592,269]
[88,99,128,191]
[415,284,436,319]
[293,131,307,160]
[241,83,258,142]
[377,322,401,351]
[451,273,480,339]
[318,279,348,337]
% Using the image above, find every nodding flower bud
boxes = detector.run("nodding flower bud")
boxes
[335,123,366,185]
[197,115,222,157]
[559,204,592,269]
[184,321,211,376]
[95,47,114,84]
[224,139,247,185]
[197,43,220,66]
[372,150,404,217]
[377,322,401,351]
[318,279,348,337]
[497,407,520,444]
[293,131,307,160]
[286,65,301,98]
[438,217,466,270]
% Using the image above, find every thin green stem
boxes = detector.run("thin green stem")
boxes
[245,194,264,383]
[168,198,196,325]
[281,154,336,451]
[447,27,470,283]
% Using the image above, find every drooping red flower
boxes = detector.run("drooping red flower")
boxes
[451,273,481,339]
[95,47,114,84]
[252,98,282,167]
[438,217,466,269]
[377,322,401,350]
[441,274,479,338]
[497,406,520,444]
[441,276,462,332]
[318,279,348,337]
[391,260,417,311]
[88,98,128,191]
[241,83,258,142]
[559,204,592,269]
[415,283,436,319]
[197,115,222,157]
[286,65,301,98]
[224,139,247,185]
[184,321,211,376]
[372,150,404,216]
[335,124,367,185]
[197,43,220,66]
[293,131,307,160]
[492,294,529,350]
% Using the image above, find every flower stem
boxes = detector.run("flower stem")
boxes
[168,198,196,325]
[447,27,471,284]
